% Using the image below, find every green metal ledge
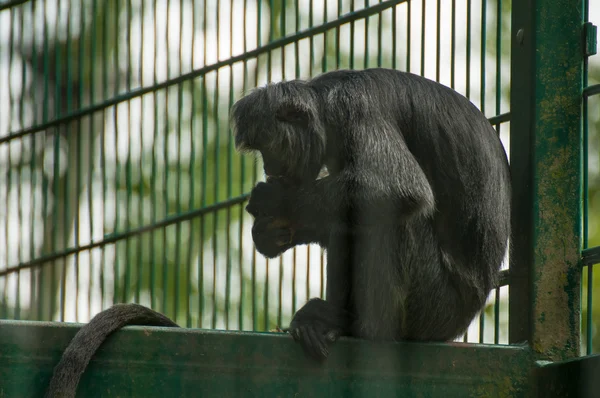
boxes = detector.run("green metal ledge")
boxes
[0,320,534,397]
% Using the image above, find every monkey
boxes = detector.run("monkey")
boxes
[45,303,179,398]
[45,67,510,395]
[230,68,511,361]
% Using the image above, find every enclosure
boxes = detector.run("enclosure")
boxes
[0,0,599,396]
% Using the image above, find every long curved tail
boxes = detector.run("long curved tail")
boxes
[45,303,179,398]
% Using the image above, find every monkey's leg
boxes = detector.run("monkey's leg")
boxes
[288,229,353,361]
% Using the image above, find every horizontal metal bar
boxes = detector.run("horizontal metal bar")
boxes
[0,0,30,12]
[583,83,600,97]
[0,194,249,276]
[0,319,533,397]
[489,112,511,126]
[0,0,408,145]
[582,246,600,266]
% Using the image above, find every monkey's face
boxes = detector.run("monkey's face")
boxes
[231,81,326,185]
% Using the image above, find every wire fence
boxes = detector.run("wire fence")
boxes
[0,0,597,352]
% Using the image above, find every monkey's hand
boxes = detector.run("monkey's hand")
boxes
[246,178,297,219]
[252,216,296,258]
[288,298,353,361]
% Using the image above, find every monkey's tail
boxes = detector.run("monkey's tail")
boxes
[45,303,179,398]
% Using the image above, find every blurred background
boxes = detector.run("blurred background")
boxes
[0,0,598,353]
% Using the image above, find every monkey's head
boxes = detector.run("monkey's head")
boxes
[230,80,326,185]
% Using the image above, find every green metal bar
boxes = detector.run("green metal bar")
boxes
[113,0,122,309]
[587,265,593,354]
[322,0,327,72]
[2,7,15,319]
[509,0,584,361]
[535,353,600,396]
[123,0,133,306]
[391,2,396,69]
[584,84,600,96]
[15,5,26,320]
[162,0,171,316]
[150,0,159,311]
[335,0,341,68]
[174,0,185,324]
[52,0,61,321]
[349,0,355,69]
[466,0,471,99]
[377,4,382,67]
[0,320,535,397]
[582,0,592,356]
[238,0,248,331]
[480,0,486,113]
[494,288,500,344]
[99,0,108,312]
[364,0,369,69]
[136,0,145,306]
[187,0,197,329]
[420,0,425,76]
[436,0,440,81]
[199,0,209,330]
[406,0,410,72]
[29,0,39,321]
[225,0,235,330]
[212,5,221,330]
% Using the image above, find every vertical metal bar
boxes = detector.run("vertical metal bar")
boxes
[29,0,39,321]
[15,5,26,320]
[587,265,593,354]
[150,0,159,311]
[136,0,145,306]
[436,0,441,81]
[480,0,486,113]
[238,0,248,331]
[212,0,222,330]
[100,0,108,311]
[377,5,382,67]
[53,0,62,321]
[88,0,96,318]
[480,0,488,340]
[391,3,397,69]
[175,0,185,324]
[350,0,355,69]
[113,0,122,311]
[163,0,171,316]
[124,0,133,306]
[406,0,411,72]
[466,0,471,99]
[336,0,341,69]
[187,0,197,330]
[583,0,592,356]
[251,0,262,332]
[225,0,235,330]
[420,0,425,76]
[509,0,584,360]
[450,0,456,89]
[199,0,210,329]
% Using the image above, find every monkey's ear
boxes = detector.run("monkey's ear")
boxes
[276,104,309,125]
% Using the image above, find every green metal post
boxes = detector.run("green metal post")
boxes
[509,0,584,360]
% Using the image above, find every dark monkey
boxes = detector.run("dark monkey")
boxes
[231,68,511,360]
[45,68,509,396]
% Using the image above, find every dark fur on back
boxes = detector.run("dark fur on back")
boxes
[45,304,178,398]
[234,68,510,358]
